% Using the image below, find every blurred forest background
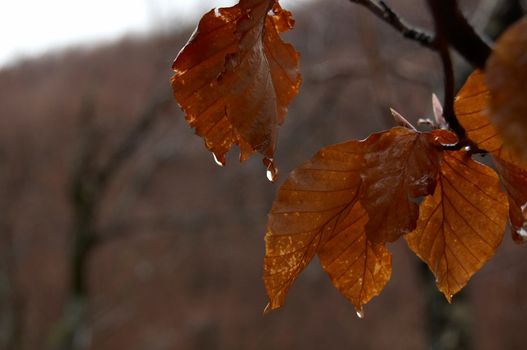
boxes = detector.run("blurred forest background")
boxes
[0,0,526,349]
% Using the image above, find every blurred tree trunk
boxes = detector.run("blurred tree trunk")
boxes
[0,144,30,350]
[48,93,171,350]
[418,262,473,350]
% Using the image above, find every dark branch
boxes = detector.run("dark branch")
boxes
[348,0,434,48]
[435,35,466,139]
[427,0,492,69]
[348,0,495,148]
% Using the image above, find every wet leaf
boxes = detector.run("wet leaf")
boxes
[318,201,391,312]
[454,70,502,153]
[263,137,391,312]
[172,0,301,165]
[264,127,448,311]
[360,128,442,242]
[456,70,527,243]
[486,16,527,159]
[406,151,508,301]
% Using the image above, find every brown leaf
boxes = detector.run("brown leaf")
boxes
[318,201,391,313]
[454,70,502,153]
[360,128,442,243]
[264,127,447,311]
[406,151,508,301]
[456,70,527,243]
[172,0,301,165]
[263,137,391,312]
[486,16,527,159]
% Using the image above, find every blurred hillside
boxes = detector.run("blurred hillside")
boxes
[0,1,526,349]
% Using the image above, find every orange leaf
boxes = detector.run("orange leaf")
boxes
[263,137,390,313]
[486,16,527,159]
[406,151,508,301]
[454,70,502,153]
[264,127,448,312]
[172,0,301,165]
[456,70,527,243]
[318,201,391,314]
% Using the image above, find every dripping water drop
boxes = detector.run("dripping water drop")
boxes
[266,169,275,182]
[263,157,278,183]
[514,227,527,244]
[212,153,225,167]
[356,308,365,319]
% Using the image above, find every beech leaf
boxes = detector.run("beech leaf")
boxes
[360,128,442,242]
[456,70,527,243]
[486,16,527,159]
[263,127,451,312]
[172,0,301,165]
[406,151,509,301]
[263,138,391,313]
[318,201,391,313]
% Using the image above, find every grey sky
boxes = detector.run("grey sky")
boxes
[0,0,307,68]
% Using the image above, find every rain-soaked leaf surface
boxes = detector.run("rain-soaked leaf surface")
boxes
[264,127,451,312]
[318,201,391,314]
[360,128,441,243]
[263,135,390,313]
[406,151,508,301]
[172,0,301,166]
[456,70,527,243]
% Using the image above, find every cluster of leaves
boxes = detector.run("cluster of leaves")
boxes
[172,0,527,316]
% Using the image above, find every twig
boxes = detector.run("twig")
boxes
[427,0,492,69]
[348,0,434,48]
[348,0,492,151]
[434,31,466,139]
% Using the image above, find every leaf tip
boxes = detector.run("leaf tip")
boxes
[444,293,453,304]
[263,301,280,315]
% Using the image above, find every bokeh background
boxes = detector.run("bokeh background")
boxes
[0,0,526,349]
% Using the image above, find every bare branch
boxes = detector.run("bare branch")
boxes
[438,41,466,139]
[348,0,435,48]
[427,0,492,69]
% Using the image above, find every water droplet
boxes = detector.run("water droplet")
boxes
[263,157,278,182]
[263,303,272,315]
[212,153,225,167]
[513,226,527,244]
[356,308,365,319]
